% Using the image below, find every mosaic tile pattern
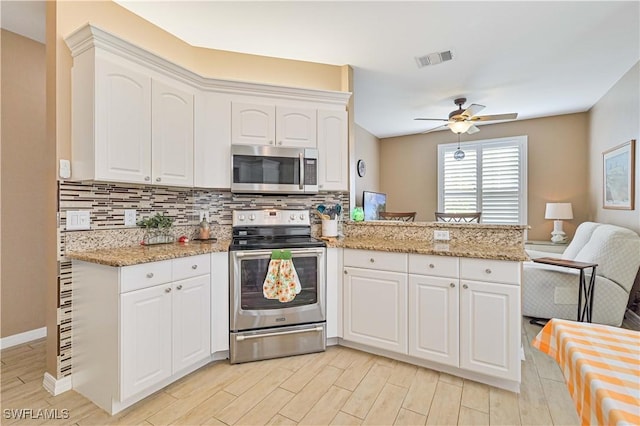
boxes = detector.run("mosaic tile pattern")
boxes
[56,180,349,378]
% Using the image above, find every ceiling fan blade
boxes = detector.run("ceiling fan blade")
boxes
[420,123,448,134]
[461,103,485,118]
[469,113,518,122]
[414,118,449,121]
[466,124,480,134]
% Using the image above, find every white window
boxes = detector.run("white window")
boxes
[437,136,527,224]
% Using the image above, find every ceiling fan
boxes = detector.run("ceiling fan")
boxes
[415,97,518,135]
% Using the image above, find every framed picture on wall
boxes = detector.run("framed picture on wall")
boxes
[603,139,635,210]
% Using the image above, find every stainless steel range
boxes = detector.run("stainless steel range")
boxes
[229,209,327,364]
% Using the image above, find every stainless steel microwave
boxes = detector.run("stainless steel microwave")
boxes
[231,145,319,194]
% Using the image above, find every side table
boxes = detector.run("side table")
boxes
[532,257,598,322]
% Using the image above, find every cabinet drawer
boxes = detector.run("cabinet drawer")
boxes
[409,254,459,278]
[172,254,211,280]
[343,249,407,273]
[460,258,521,285]
[121,260,172,293]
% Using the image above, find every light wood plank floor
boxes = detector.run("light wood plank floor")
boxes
[1,319,581,425]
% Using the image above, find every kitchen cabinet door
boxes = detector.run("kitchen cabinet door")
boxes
[343,267,407,353]
[317,109,348,191]
[151,79,194,187]
[211,252,229,354]
[231,102,275,146]
[459,280,520,381]
[194,92,231,188]
[172,275,211,372]
[276,107,317,148]
[94,58,152,184]
[408,274,459,367]
[120,284,172,400]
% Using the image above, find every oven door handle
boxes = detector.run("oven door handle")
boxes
[235,325,324,341]
[233,248,324,258]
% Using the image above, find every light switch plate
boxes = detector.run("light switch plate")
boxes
[66,211,91,230]
[124,209,137,226]
[59,159,71,179]
[434,230,450,241]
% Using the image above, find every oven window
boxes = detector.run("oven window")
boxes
[240,256,318,309]
[233,155,300,185]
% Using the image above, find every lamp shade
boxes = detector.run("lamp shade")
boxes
[448,121,472,134]
[545,203,573,220]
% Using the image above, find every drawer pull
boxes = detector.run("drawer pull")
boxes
[450,283,455,288]
[144,176,150,181]
[146,272,154,278]
[463,284,468,289]
[344,270,348,275]
[192,264,198,269]
[369,258,375,263]
[165,287,172,293]
[176,285,183,290]
[429,263,435,268]
[485,268,492,274]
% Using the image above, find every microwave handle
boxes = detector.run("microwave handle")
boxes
[299,153,304,190]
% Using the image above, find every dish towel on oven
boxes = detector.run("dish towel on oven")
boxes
[263,250,302,302]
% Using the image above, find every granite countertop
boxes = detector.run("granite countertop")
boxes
[66,239,230,267]
[327,237,529,261]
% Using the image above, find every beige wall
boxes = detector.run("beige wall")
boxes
[54,0,345,163]
[1,30,53,338]
[353,124,380,207]
[589,62,640,234]
[380,113,590,240]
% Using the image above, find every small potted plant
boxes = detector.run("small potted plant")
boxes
[137,213,175,245]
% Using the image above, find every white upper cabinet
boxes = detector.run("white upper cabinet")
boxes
[232,103,317,148]
[317,109,348,191]
[151,79,194,187]
[94,58,152,184]
[194,92,231,189]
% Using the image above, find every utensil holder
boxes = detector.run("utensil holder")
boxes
[321,219,338,237]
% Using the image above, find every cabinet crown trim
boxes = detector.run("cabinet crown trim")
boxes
[64,24,352,106]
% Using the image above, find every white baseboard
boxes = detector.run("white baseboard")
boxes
[43,372,72,396]
[0,327,47,349]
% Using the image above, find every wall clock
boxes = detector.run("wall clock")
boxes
[357,159,366,177]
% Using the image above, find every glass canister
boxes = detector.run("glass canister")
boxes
[199,218,210,239]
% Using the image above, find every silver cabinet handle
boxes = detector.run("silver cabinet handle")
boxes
[191,264,198,269]
[176,285,183,290]
[156,177,161,182]
[369,258,375,263]
[278,141,283,145]
[165,287,172,293]
[485,268,492,274]
[146,272,154,278]
[429,263,435,268]
[269,140,274,145]
[463,284,468,289]
[450,283,455,288]
[144,176,150,181]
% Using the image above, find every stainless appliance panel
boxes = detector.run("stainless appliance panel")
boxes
[230,323,326,364]
[230,247,326,331]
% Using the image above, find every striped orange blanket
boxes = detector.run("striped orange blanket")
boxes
[532,319,640,426]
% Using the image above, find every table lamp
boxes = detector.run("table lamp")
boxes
[545,203,573,243]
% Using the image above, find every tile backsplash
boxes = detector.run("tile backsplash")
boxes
[56,180,349,378]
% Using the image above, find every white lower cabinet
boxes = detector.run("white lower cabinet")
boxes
[408,274,459,366]
[210,252,229,354]
[72,254,212,414]
[343,250,408,353]
[459,279,520,381]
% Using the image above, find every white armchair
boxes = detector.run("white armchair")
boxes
[523,222,640,326]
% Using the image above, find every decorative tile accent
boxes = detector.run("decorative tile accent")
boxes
[56,180,349,378]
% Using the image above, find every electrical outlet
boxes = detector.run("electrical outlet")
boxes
[434,230,450,241]
[66,211,91,230]
[199,211,210,222]
[124,209,137,226]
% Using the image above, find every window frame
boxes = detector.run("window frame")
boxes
[437,135,528,225]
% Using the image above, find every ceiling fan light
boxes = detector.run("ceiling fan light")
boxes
[448,121,472,134]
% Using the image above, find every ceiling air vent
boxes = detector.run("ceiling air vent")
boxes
[415,50,453,68]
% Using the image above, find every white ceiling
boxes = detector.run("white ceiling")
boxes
[0,0,45,43]
[3,1,639,138]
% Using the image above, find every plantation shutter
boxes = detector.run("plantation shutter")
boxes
[438,136,527,225]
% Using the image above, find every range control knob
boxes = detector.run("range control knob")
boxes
[249,214,256,221]
[290,213,296,221]
[299,213,306,220]
[238,214,245,221]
